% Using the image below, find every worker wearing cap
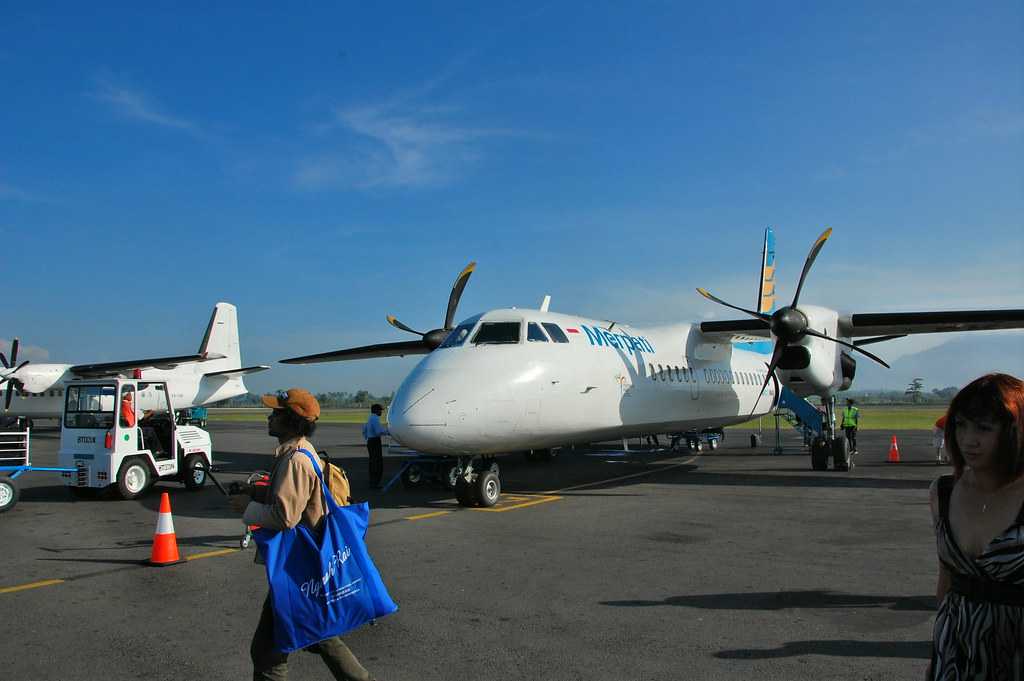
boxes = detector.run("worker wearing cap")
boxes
[229,387,376,681]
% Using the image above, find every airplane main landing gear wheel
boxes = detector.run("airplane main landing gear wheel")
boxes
[810,438,829,471]
[832,437,852,471]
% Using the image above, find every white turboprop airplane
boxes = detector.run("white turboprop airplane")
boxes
[281,229,1024,507]
[0,302,269,423]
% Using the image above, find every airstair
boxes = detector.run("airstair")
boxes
[770,387,823,454]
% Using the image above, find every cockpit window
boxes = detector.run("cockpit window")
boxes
[438,314,483,349]
[527,323,549,342]
[542,323,570,343]
[439,323,475,348]
[472,322,521,345]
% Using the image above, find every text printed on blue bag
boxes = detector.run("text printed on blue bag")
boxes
[300,546,354,600]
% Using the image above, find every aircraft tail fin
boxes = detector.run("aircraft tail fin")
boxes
[197,303,241,373]
[757,226,776,314]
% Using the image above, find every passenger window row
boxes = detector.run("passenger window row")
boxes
[646,365,767,386]
[648,363,695,383]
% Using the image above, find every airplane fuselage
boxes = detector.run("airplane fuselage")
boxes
[3,364,250,418]
[388,309,779,454]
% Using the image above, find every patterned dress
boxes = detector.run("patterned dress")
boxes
[933,475,1024,680]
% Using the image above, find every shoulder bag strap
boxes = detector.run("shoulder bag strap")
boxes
[296,447,340,515]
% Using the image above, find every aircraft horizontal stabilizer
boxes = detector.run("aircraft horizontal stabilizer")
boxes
[203,365,271,378]
[70,353,227,377]
[280,340,431,364]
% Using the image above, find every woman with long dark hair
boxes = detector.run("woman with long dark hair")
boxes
[929,373,1024,679]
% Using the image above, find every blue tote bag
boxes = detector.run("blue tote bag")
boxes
[254,449,398,653]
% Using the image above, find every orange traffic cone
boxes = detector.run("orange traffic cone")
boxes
[149,492,183,566]
[887,435,901,463]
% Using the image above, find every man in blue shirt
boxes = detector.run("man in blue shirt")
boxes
[362,404,389,489]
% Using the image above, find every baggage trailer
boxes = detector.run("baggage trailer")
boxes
[0,424,77,513]
[57,378,213,499]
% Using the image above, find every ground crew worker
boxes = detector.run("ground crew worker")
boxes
[229,388,376,681]
[841,398,860,453]
[119,390,136,428]
[362,404,389,489]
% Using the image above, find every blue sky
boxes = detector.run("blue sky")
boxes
[2,1,1022,394]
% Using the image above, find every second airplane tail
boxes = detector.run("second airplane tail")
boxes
[197,302,241,373]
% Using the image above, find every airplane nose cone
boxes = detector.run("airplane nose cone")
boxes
[388,370,451,453]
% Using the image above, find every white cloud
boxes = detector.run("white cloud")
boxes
[0,338,50,363]
[294,103,519,190]
[90,76,202,135]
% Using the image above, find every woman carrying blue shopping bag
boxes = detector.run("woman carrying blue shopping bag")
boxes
[230,388,396,681]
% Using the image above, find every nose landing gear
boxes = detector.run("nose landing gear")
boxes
[454,456,501,508]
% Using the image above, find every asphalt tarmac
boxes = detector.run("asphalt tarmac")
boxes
[0,423,945,680]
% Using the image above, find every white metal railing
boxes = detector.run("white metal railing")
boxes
[0,428,30,467]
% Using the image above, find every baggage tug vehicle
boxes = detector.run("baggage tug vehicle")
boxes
[58,378,212,499]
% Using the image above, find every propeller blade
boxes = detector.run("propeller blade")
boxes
[444,261,476,330]
[386,315,425,337]
[12,360,29,373]
[0,352,7,369]
[695,288,771,323]
[791,228,832,308]
[9,338,18,367]
[4,381,13,411]
[804,328,891,368]
[854,334,906,347]
[750,342,786,417]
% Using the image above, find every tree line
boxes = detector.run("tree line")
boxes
[219,390,393,409]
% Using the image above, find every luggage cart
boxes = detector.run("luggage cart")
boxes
[0,426,77,513]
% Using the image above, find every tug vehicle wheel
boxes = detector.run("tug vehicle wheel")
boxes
[183,454,208,490]
[0,475,19,513]
[117,459,152,499]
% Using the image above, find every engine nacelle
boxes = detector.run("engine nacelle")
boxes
[12,364,69,395]
[774,305,848,399]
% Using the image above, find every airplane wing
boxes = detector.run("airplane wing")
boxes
[204,365,271,378]
[69,353,227,377]
[697,319,770,343]
[840,309,1024,337]
[699,308,1024,342]
[280,341,431,364]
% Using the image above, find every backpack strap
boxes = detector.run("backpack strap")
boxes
[296,447,339,514]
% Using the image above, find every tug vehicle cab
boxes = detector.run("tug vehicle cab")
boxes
[57,378,213,499]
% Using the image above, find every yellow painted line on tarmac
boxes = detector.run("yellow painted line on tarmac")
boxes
[0,577,66,593]
[406,510,453,521]
[186,548,239,561]
[472,494,562,513]
[544,454,699,495]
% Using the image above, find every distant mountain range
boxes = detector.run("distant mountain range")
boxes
[853,333,1024,391]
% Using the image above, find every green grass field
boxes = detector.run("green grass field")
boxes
[212,405,946,430]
